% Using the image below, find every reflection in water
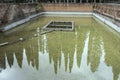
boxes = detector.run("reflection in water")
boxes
[94,41,113,80]
[0,17,120,80]
[0,32,115,80]
[87,22,101,72]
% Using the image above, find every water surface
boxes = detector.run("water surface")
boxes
[0,16,120,80]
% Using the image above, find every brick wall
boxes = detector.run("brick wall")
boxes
[41,3,93,12]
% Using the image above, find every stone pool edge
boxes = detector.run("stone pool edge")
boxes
[93,13,120,33]
[0,12,120,33]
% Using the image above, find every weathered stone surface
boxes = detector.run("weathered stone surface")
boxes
[41,3,93,12]
[0,3,39,26]
[2,4,25,23]
[93,4,120,20]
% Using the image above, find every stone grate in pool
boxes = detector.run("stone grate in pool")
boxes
[43,21,74,31]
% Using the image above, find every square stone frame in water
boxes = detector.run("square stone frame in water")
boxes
[43,21,74,31]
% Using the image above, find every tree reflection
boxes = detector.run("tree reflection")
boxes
[0,17,120,80]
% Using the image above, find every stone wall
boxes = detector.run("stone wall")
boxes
[0,4,8,23]
[0,3,120,27]
[20,3,41,15]
[0,3,92,26]
[0,3,40,26]
[41,3,93,12]
[93,4,120,21]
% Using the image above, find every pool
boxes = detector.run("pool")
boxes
[0,16,120,80]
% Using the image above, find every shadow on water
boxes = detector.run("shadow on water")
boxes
[0,17,120,80]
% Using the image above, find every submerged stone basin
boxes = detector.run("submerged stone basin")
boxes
[43,21,74,31]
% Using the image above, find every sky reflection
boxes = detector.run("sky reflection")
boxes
[0,32,115,80]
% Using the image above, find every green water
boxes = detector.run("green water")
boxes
[0,16,120,80]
